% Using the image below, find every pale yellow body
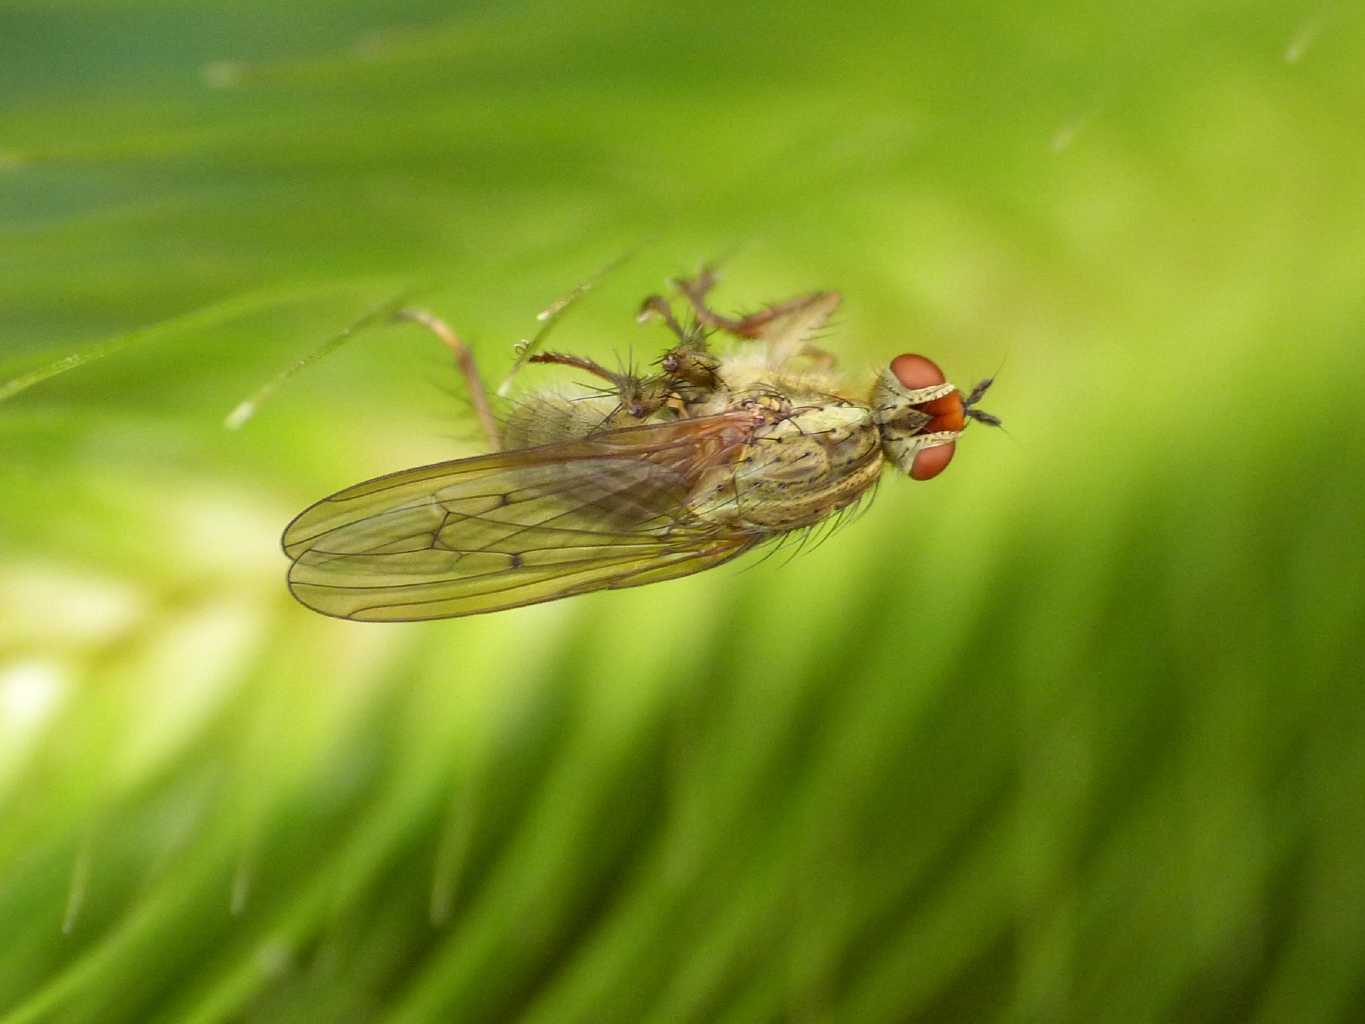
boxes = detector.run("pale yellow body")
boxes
[505,351,886,535]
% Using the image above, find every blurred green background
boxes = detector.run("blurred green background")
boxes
[3,1,1364,1021]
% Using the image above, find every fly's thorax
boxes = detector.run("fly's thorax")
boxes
[870,368,962,474]
[686,401,883,532]
[716,349,847,399]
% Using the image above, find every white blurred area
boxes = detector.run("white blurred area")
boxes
[0,659,70,789]
[0,567,146,650]
[0,507,410,801]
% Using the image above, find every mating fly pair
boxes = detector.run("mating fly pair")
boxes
[282,267,1002,621]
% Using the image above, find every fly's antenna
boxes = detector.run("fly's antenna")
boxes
[962,371,1004,430]
[964,348,1010,430]
[966,405,1004,428]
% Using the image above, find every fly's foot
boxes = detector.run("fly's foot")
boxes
[670,263,721,302]
[671,264,769,338]
[637,294,689,344]
[672,266,839,345]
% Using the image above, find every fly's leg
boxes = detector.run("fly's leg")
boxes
[528,351,667,422]
[669,264,756,338]
[636,294,691,345]
[681,284,842,351]
[671,265,843,368]
[394,308,501,450]
[671,266,837,340]
[497,250,637,398]
[527,350,622,385]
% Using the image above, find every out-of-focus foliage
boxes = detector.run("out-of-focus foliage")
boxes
[3,1,1364,1021]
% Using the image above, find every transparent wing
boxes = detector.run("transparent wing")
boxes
[282,413,761,621]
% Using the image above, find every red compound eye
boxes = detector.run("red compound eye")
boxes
[888,354,960,481]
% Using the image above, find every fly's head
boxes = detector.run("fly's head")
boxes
[871,354,1002,481]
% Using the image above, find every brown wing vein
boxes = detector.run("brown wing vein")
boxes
[283,413,762,621]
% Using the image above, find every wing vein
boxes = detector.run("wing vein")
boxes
[284,413,765,620]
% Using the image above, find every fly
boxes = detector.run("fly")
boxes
[282,266,1002,621]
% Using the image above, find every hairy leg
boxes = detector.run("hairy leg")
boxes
[394,308,501,450]
[636,294,691,345]
[671,267,843,367]
[496,250,638,398]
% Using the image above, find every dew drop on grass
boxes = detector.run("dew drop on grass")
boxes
[201,60,247,89]
[1285,8,1333,64]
